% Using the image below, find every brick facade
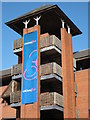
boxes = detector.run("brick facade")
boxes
[0,86,16,119]
[61,28,76,118]
[0,4,89,120]
[21,25,40,119]
[75,69,90,118]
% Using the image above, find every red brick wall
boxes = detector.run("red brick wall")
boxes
[40,33,49,38]
[21,103,40,118]
[88,69,90,109]
[2,105,16,119]
[0,86,7,97]
[0,86,16,119]
[61,28,76,118]
[75,69,89,118]
[0,86,7,119]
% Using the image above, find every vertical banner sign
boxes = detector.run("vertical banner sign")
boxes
[22,31,37,104]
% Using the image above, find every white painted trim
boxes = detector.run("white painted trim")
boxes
[40,46,61,54]
[40,105,63,111]
[13,48,22,53]
[41,74,62,82]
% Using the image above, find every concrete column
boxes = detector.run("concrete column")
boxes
[67,26,70,34]
[12,81,14,93]
[61,19,65,28]
[61,28,76,118]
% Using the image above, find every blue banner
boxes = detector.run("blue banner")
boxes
[22,31,37,104]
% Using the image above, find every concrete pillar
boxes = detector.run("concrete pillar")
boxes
[67,26,70,34]
[21,25,40,119]
[61,28,76,118]
[12,81,14,93]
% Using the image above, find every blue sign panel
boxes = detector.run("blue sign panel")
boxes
[22,31,37,104]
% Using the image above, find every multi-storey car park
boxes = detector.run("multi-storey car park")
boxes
[0,4,90,120]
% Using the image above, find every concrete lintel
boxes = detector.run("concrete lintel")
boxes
[13,48,22,53]
[41,74,62,82]
[40,105,63,112]
[13,46,61,55]
[40,46,61,54]
[10,102,21,108]
[12,74,21,80]
[12,74,62,82]
[10,102,63,112]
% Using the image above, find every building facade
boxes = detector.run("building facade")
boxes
[0,4,90,120]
